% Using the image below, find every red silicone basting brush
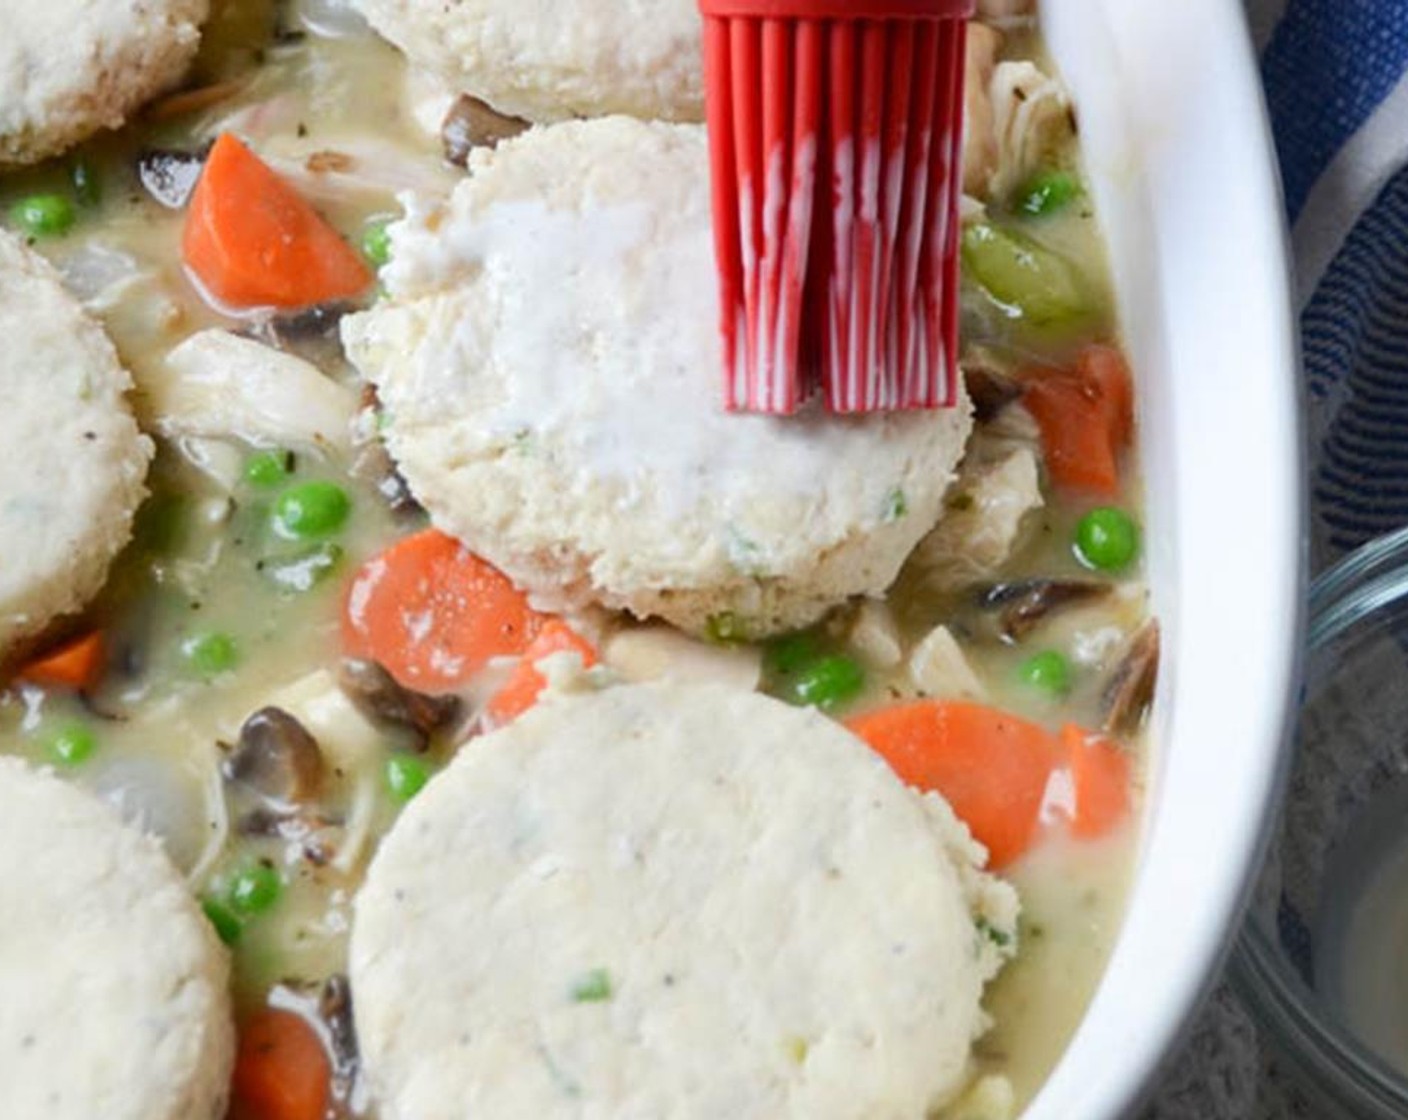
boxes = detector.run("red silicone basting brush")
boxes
[700,0,974,414]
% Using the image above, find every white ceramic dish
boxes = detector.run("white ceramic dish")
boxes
[1025,2,1303,1115]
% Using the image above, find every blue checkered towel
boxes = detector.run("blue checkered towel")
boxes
[1254,0,1408,571]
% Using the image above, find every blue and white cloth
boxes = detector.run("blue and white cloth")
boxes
[1257,0,1408,571]
[1145,5,1408,1117]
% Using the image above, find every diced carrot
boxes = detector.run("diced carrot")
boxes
[342,529,545,693]
[1061,723,1132,840]
[1078,344,1136,449]
[229,1009,330,1120]
[485,619,599,726]
[1023,344,1135,497]
[182,133,371,309]
[18,631,104,692]
[847,701,1060,869]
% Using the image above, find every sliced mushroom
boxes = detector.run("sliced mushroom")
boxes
[235,806,343,865]
[375,466,423,518]
[338,658,461,748]
[441,94,529,166]
[965,364,1026,423]
[978,579,1111,641]
[319,974,360,1086]
[349,441,425,519]
[248,301,353,370]
[136,147,207,209]
[258,301,352,345]
[224,706,325,804]
[266,669,383,771]
[1101,620,1160,736]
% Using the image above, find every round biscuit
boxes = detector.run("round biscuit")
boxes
[0,0,208,166]
[351,680,1016,1119]
[354,0,702,122]
[0,756,234,1120]
[341,118,973,638]
[0,231,153,658]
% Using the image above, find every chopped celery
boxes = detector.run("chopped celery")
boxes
[961,222,1091,327]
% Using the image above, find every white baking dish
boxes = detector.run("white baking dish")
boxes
[1025,1,1303,1115]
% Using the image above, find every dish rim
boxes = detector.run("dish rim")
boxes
[1024,1,1305,1115]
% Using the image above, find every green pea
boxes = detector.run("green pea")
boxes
[8,193,76,238]
[1016,169,1081,217]
[765,632,821,675]
[362,219,393,267]
[70,157,102,208]
[227,863,282,916]
[784,655,865,712]
[1074,507,1140,572]
[272,481,351,540]
[385,755,429,803]
[182,632,239,677]
[44,721,96,767]
[570,968,613,1003]
[1018,650,1072,696]
[961,221,1090,326]
[243,450,292,488]
[201,897,243,946]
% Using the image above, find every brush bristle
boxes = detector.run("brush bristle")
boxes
[704,14,967,414]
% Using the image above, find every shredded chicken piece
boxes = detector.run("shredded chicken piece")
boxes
[914,445,1044,590]
[988,60,1075,198]
[604,625,762,693]
[963,24,1004,196]
[189,742,232,885]
[176,436,245,493]
[847,601,904,670]
[963,27,1074,202]
[332,774,378,873]
[151,330,357,454]
[909,625,988,701]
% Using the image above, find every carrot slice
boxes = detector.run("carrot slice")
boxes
[1023,344,1135,497]
[1079,344,1135,450]
[230,1009,330,1120]
[847,700,1059,868]
[182,133,371,309]
[342,529,544,693]
[485,619,599,726]
[1061,723,1132,839]
[18,631,104,691]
